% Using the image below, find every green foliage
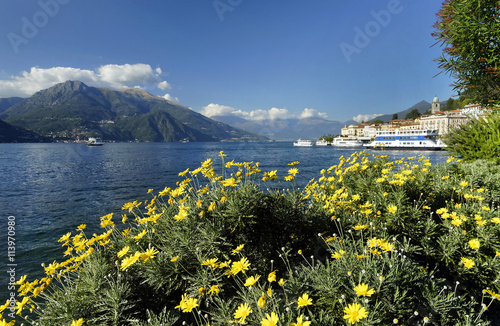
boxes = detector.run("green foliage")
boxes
[442,97,471,111]
[433,0,500,106]
[318,134,335,142]
[405,108,421,120]
[8,152,500,325]
[443,110,500,163]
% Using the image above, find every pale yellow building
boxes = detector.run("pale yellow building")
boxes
[419,110,468,135]
[341,124,365,137]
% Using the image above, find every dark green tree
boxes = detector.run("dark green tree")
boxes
[319,134,335,142]
[405,109,421,120]
[433,0,500,106]
[434,1,500,163]
[443,98,454,111]
[392,114,398,120]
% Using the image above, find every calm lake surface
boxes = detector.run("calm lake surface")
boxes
[0,142,449,299]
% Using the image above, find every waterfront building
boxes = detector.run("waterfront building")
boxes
[341,98,481,140]
[419,110,468,135]
[363,123,381,138]
[341,124,366,137]
[462,103,485,118]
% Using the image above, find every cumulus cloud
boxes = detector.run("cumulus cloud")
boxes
[200,103,246,118]
[200,103,329,121]
[0,63,170,97]
[163,93,180,103]
[352,113,384,123]
[158,81,172,90]
[299,108,328,119]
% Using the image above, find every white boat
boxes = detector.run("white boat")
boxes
[86,137,104,146]
[293,139,314,147]
[315,139,330,146]
[332,137,364,147]
[363,129,447,150]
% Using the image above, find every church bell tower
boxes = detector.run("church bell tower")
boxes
[431,97,440,114]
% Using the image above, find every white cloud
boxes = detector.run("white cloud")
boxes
[200,103,329,121]
[163,93,180,103]
[200,103,245,118]
[158,81,172,90]
[299,108,328,119]
[97,63,160,88]
[352,113,384,123]
[0,63,168,97]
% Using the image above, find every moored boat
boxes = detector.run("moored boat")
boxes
[332,137,363,147]
[293,139,314,147]
[363,129,446,150]
[315,139,330,146]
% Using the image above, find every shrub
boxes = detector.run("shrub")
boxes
[3,151,500,325]
[443,110,500,163]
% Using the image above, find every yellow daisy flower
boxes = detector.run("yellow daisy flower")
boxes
[343,302,368,324]
[297,293,313,308]
[354,283,376,297]
[234,302,252,324]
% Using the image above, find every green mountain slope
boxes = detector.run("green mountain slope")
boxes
[1,81,264,142]
[0,97,24,114]
[0,119,49,143]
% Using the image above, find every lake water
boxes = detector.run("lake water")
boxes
[0,142,449,300]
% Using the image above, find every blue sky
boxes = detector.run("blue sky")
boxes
[0,0,453,122]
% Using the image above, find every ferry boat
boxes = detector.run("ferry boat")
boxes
[293,139,314,147]
[364,129,446,150]
[315,139,330,146]
[86,137,104,146]
[332,137,364,147]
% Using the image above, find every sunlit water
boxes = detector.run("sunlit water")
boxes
[0,142,449,299]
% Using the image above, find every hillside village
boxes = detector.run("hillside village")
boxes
[339,97,484,140]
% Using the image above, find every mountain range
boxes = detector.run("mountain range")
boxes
[210,115,348,140]
[0,80,442,142]
[0,81,265,142]
[208,100,439,140]
[368,100,444,122]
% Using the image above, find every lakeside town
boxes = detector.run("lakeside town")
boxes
[316,97,484,145]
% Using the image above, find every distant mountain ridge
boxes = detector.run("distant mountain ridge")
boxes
[211,115,345,140]
[0,81,265,142]
[367,100,446,123]
[209,99,438,140]
[0,97,24,114]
